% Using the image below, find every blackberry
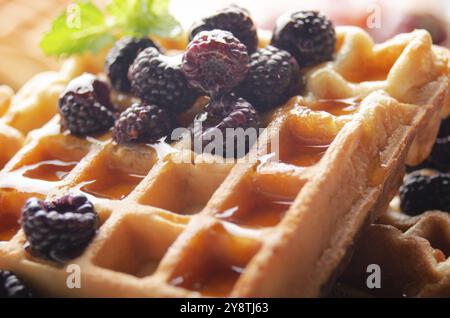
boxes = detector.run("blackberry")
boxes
[182,30,249,96]
[0,271,32,298]
[191,94,259,158]
[105,37,160,92]
[129,48,198,113]
[238,45,302,111]
[58,74,117,136]
[426,136,450,172]
[399,172,450,216]
[271,11,336,67]
[113,103,174,144]
[438,115,450,138]
[188,5,258,53]
[407,116,450,172]
[21,194,98,263]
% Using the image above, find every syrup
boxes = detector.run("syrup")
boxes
[279,143,329,168]
[21,160,77,182]
[312,97,360,116]
[80,166,146,200]
[0,212,20,241]
[277,135,329,168]
[216,190,293,228]
[171,263,243,297]
[343,66,391,83]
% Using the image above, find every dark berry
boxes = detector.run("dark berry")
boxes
[129,47,198,113]
[182,30,249,96]
[407,116,450,172]
[238,45,302,111]
[189,5,258,53]
[0,271,32,298]
[438,115,450,138]
[113,103,174,144]
[191,94,259,158]
[58,74,117,136]
[271,11,336,67]
[105,37,160,92]
[399,172,450,216]
[21,194,98,263]
[426,136,450,172]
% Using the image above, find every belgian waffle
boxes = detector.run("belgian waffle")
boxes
[0,0,72,90]
[0,24,449,297]
[337,191,450,298]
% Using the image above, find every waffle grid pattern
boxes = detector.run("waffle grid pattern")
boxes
[0,27,449,297]
[338,199,450,297]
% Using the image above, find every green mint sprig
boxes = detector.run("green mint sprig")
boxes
[40,0,181,56]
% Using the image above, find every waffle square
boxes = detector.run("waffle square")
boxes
[0,26,449,297]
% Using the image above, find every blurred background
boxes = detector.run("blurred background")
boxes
[1,0,449,90]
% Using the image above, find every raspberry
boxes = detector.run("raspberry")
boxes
[113,103,174,144]
[105,37,160,92]
[399,172,450,216]
[237,46,302,111]
[191,94,259,158]
[58,74,117,136]
[0,271,32,298]
[188,5,258,53]
[21,194,98,263]
[129,47,198,113]
[182,30,249,96]
[271,11,336,67]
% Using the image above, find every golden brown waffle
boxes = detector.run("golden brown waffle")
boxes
[338,194,450,298]
[0,26,449,297]
[0,0,74,90]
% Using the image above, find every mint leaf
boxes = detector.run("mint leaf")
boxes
[40,0,181,57]
[40,1,115,56]
[107,0,181,38]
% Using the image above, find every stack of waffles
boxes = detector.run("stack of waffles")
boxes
[1,13,450,297]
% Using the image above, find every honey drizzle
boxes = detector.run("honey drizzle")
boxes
[21,160,77,181]
[171,263,243,297]
[311,97,361,116]
[80,168,145,200]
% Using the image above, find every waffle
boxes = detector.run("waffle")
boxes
[0,25,449,297]
[0,0,74,90]
[337,192,450,298]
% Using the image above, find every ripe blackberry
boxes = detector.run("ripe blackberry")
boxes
[191,94,259,158]
[0,270,32,298]
[182,30,249,96]
[407,116,450,172]
[105,37,160,92]
[129,48,197,113]
[189,5,258,53]
[399,172,450,216]
[438,115,450,138]
[58,74,117,136]
[426,136,450,172]
[238,45,302,111]
[271,11,336,67]
[21,194,98,263]
[113,103,174,144]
